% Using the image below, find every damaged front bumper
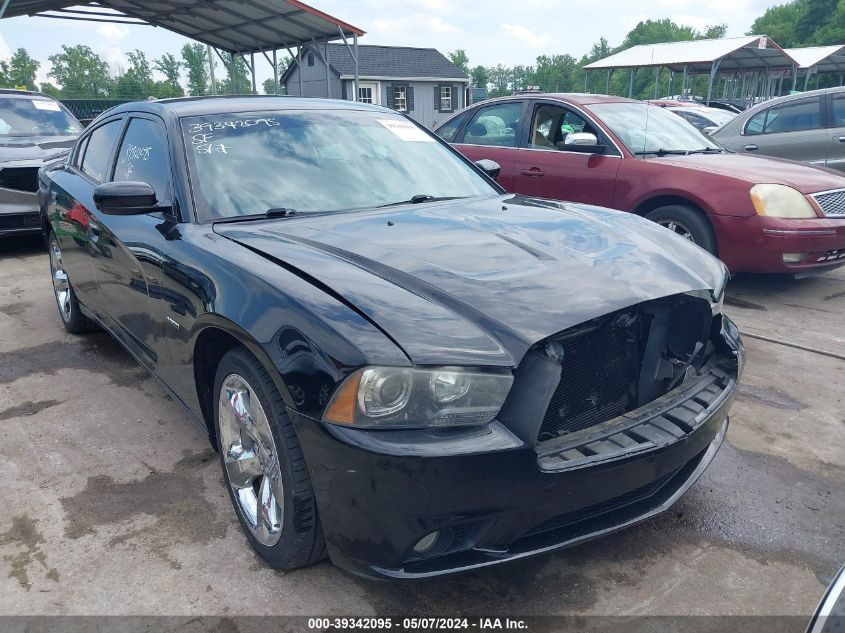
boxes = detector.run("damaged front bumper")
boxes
[290,314,742,579]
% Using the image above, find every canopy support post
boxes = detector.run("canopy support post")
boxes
[804,68,811,91]
[654,67,659,99]
[706,59,721,105]
[628,68,634,98]
[584,69,589,92]
[273,49,278,94]
[0,0,11,19]
[681,65,688,98]
[207,44,217,96]
[353,33,359,102]
[250,53,256,94]
[325,41,331,98]
[606,69,610,94]
[298,45,303,96]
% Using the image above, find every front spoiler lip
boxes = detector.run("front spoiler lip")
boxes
[367,417,729,579]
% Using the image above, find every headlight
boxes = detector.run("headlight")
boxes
[323,366,514,429]
[750,184,817,219]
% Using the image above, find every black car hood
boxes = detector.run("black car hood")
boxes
[215,195,726,367]
[0,135,77,163]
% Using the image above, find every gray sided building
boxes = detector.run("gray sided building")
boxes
[281,44,470,129]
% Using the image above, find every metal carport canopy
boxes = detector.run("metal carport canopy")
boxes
[584,36,797,73]
[0,0,364,55]
[784,45,845,74]
[0,0,366,97]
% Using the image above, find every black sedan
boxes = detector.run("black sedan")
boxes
[38,96,743,579]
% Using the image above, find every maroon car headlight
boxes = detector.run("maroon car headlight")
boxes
[323,366,514,429]
[750,184,817,219]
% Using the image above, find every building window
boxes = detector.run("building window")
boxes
[394,86,407,111]
[358,86,373,103]
[307,52,315,67]
[440,86,452,112]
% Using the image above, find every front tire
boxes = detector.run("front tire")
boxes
[646,205,717,256]
[214,347,325,569]
[48,232,97,334]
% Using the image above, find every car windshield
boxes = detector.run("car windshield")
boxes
[0,96,82,136]
[590,102,721,155]
[181,109,499,220]
[697,108,736,126]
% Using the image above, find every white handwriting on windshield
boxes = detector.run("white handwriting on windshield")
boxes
[191,131,229,155]
[187,117,279,134]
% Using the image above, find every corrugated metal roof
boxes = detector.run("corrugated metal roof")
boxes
[784,45,845,72]
[0,0,364,54]
[584,36,797,73]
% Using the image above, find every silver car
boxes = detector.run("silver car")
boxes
[0,89,81,239]
[712,86,845,172]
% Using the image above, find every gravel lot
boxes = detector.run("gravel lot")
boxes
[0,234,843,618]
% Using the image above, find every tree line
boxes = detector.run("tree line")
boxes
[0,42,282,99]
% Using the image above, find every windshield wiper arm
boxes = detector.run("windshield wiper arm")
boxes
[376,195,465,208]
[633,149,691,156]
[212,208,299,224]
[687,147,725,154]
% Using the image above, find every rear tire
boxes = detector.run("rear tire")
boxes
[47,231,97,334]
[213,346,326,570]
[646,205,717,256]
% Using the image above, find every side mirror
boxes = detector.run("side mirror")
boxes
[558,132,606,154]
[474,159,501,180]
[93,181,158,215]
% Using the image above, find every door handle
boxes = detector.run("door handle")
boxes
[744,144,758,151]
[520,168,545,178]
[838,136,845,143]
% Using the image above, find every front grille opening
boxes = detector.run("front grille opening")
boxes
[0,167,39,193]
[536,294,714,443]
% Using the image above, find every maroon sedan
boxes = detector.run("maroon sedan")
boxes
[435,94,845,274]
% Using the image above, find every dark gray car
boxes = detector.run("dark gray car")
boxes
[0,89,82,238]
[712,86,845,172]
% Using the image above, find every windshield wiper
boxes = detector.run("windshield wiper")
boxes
[633,149,692,156]
[376,195,465,208]
[687,147,725,154]
[212,208,299,224]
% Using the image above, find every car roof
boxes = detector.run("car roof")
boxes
[0,88,55,99]
[740,84,845,117]
[104,95,390,119]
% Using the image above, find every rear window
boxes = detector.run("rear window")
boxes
[0,96,82,136]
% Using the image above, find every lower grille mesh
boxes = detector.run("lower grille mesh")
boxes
[0,167,38,193]
[538,314,642,441]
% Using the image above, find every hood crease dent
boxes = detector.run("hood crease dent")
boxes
[215,196,726,367]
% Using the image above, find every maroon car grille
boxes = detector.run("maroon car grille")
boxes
[0,167,39,193]
[813,189,845,216]
[538,314,642,442]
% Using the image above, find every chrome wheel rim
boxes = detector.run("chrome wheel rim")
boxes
[49,236,72,323]
[218,374,284,547]
[657,219,695,242]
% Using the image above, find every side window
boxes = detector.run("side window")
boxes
[745,110,766,135]
[462,102,523,147]
[80,119,123,182]
[72,135,90,168]
[436,110,471,142]
[528,104,596,150]
[833,94,845,128]
[755,98,821,135]
[113,118,171,198]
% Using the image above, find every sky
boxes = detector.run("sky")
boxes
[0,0,776,89]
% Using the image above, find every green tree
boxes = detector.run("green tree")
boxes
[532,54,578,92]
[113,49,154,99]
[7,48,40,89]
[181,43,209,96]
[218,53,251,94]
[748,2,802,45]
[487,64,512,97]
[48,44,111,97]
[448,49,470,77]
[39,81,62,98]
[470,65,488,89]
[702,24,729,39]
[0,61,9,88]
[154,53,182,90]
